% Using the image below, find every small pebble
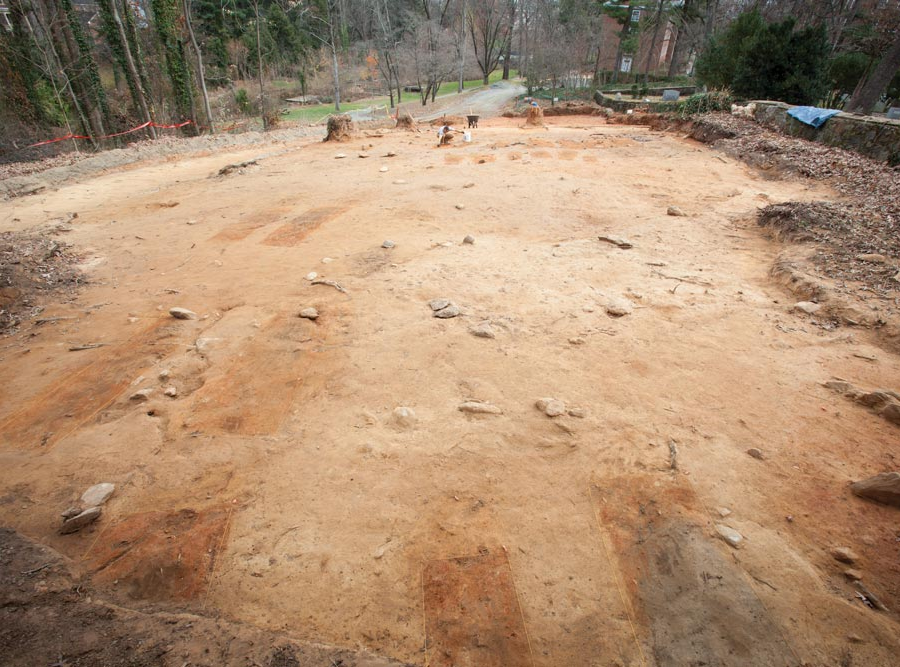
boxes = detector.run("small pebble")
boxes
[305,272,318,281]
[462,235,475,245]
[747,448,764,460]
[382,240,395,249]
[299,307,319,320]
[455,204,465,210]
[164,386,178,398]
[831,547,859,564]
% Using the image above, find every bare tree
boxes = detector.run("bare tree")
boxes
[469,0,512,85]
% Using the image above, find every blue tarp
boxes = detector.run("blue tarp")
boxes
[787,106,841,128]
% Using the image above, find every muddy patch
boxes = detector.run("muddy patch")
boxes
[423,548,533,667]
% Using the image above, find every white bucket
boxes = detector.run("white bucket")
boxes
[463,131,472,142]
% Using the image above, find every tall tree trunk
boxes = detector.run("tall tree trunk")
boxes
[101,0,157,138]
[845,32,900,114]
[183,0,213,132]
[612,1,634,85]
[643,0,665,83]
[253,0,267,127]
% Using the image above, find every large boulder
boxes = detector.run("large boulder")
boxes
[850,472,900,507]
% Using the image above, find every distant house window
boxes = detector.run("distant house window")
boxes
[620,56,633,73]
[631,9,641,22]
[1,7,12,32]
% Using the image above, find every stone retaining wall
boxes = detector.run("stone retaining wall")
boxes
[753,101,900,165]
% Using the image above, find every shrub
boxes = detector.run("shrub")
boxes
[234,88,252,115]
[678,90,734,117]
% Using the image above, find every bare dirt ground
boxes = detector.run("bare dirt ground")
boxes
[1,115,899,667]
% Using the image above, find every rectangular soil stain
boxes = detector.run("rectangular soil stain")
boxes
[261,206,348,246]
[423,549,533,667]
[0,320,167,449]
[183,317,304,435]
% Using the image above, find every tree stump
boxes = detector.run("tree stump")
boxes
[525,105,545,127]
[324,114,354,142]
[395,113,417,130]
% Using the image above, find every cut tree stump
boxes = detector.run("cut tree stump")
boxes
[324,114,354,142]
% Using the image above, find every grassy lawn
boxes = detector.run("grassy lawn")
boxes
[281,70,520,123]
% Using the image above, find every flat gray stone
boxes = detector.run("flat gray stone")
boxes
[536,397,566,417]
[469,322,495,338]
[715,524,743,548]
[458,401,503,415]
[667,206,687,217]
[392,406,417,428]
[606,297,633,317]
[831,546,859,564]
[429,299,451,311]
[59,506,102,534]
[130,388,153,401]
[299,307,319,320]
[381,240,395,249]
[462,235,475,245]
[81,483,115,507]
[793,301,821,315]
[597,235,633,249]
[850,471,900,507]
[434,304,460,318]
[169,307,197,320]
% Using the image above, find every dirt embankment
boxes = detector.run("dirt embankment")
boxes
[622,111,900,353]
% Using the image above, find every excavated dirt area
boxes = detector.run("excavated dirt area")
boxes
[1,116,899,666]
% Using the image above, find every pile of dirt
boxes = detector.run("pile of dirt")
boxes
[542,102,603,117]
[0,227,83,332]
[429,115,465,127]
[0,527,408,667]
[324,114,354,142]
[684,113,900,298]
[524,105,545,127]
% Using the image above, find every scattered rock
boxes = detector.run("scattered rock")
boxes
[568,337,585,345]
[455,204,465,210]
[59,506,101,534]
[831,547,859,564]
[458,401,503,415]
[793,301,821,315]
[169,307,197,320]
[847,634,864,644]
[158,369,170,380]
[164,386,178,397]
[535,398,566,417]
[597,235,633,249]
[844,569,863,581]
[130,388,153,401]
[81,483,115,507]
[305,272,318,281]
[605,297,633,317]
[393,179,407,185]
[321,257,334,264]
[667,206,687,217]
[824,379,900,428]
[428,299,451,311]
[747,448,765,460]
[856,253,887,264]
[850,472,900,507]
[299,307,319,320]
[335,153,347,159]
[567,408,586,418]
[715,524,743,548]
[61,507,82,520]
[717,507,732,518]
[358,153,370,159]
[381,240,395,249]
[373,538,394,559]
[463,182,475,188]
[434,304,460,318]
[391,406,417,428]
[469,322,495,338]
[379,166,389,172]
[462,235,475,245]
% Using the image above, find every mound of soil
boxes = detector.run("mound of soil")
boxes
[429,115,465,127]
[542,102,602,116]
[0,227,82,332]
[324,114,354,142]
